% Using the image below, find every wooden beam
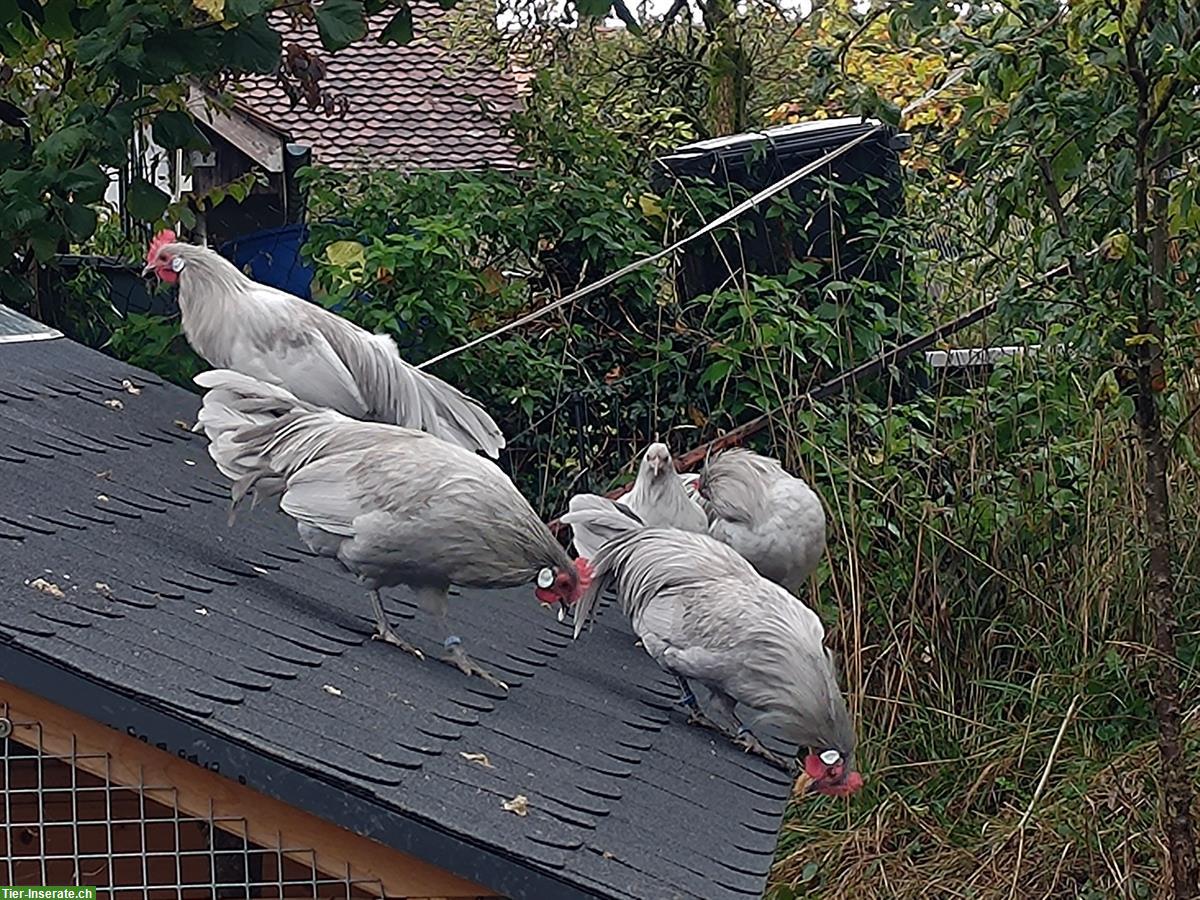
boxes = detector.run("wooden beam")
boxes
[0,679,496,899]
[187,85,285,173]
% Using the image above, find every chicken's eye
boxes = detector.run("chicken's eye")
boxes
[536,567,554,589]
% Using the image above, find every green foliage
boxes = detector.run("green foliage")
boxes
[0,0,270,299]
[105,311,206,386]
[762,0,1200,895]
[575,0,613,19]
[378,3,413,44]
[315,0,368,50]
[301,73,912,512]
[151,109,210,152]
[0,0,450,305]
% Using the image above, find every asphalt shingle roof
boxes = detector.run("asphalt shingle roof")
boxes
[0,336,792,900]
[233,5,524,171]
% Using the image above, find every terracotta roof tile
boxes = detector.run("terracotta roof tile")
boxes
[233,4,524,171]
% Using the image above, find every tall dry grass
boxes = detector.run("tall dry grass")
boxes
[766,357,1200,899]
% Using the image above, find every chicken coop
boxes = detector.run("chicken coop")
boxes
[0,308,797,900]
[0,685,443,899]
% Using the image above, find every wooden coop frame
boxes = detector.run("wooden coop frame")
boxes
[0,680,492,900]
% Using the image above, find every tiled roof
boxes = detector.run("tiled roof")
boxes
[0,336,793,900]
[233,5,524,171]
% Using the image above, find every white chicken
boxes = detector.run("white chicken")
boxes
[194,370,589,689]
[570,519,861,797]
[567,442,706,559]
[693,449,827,595]
[144,231,505,458]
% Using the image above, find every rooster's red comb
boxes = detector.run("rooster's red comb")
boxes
[146,229,177,267]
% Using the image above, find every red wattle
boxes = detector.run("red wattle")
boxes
[803,754,827,780]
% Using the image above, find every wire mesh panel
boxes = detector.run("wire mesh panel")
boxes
[0,712,387,899]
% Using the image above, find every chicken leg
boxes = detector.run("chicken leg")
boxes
[674,675,723,731]
[416,586,508,691]
[368,589,425,659]
[732,728,790,770]
[704,689,790,771]
[441,635,509,691]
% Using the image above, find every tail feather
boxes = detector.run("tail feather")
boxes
[410,363,507,459]
[569,522,640,640]
[325,327,506,458]
[194,370,345,519]
[561,492,644,569]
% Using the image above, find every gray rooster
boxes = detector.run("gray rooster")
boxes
[144,231,505,458]
[194,370,590,689]
[693,449,827,595]
[566,511,860,796]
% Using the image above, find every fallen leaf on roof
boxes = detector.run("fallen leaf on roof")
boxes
[502,794,529,816]
[323,684,343,697]
[120,379,142,395]
[95,470,111,479]
[28,577,65,599]
[94,582,114,599]
[173,419,192,431]
[602,850,615,860]
[194,607,209,616]
[96,494,109,502]
[103,398,124,410]
[460,752,494,769]
[184,460,196,467]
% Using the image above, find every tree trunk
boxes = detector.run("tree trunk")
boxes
[701,0,748,137]
[1133,134,1199,899]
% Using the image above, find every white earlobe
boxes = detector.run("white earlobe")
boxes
[170,256,186,273]
[536,567,554,589]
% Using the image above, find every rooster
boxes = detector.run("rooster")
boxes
[143,231,505,458]
[194,370,589,689]
[570,519,861,797]
[693,449,827,595]
[567,442,706,558]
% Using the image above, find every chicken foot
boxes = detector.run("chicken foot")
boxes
[705,687,791,771]
[441,636,509,691]
[732,727,790,771]
[368,590,425,659]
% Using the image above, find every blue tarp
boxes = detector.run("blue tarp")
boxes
[220,224,315,300]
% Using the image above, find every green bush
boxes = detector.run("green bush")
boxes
[300,74,915,512]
